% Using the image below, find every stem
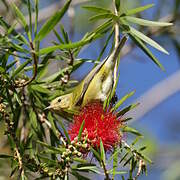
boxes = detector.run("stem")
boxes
[113,0,120,90]
[15,147,24,177]
[101,160,110,180]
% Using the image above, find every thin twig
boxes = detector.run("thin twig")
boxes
[113,0,120,89]
[101,160,110,180]
[15,147,24,177]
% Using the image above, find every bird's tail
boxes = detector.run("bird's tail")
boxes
[109,36,128,65]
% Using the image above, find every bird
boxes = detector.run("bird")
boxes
[46,36,127,114]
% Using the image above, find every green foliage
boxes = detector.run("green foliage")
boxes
[35,0,71,41]
[0,1,174,179]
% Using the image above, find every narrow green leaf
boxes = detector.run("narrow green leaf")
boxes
[109,170,127,175]
[123,156,133,166]
[34,0,39,36]
[100,139,106,163]
[78,120,85,141]
[57,119,71,144]
[11,3,31,40]
[77,166,101,174]
[53,29,64,44]
[115,0,120,11]
[60,24,69,43]
[47,112,58,138]
[27,0,32,36]
[0,17,29,45]
[7,22,17,35]
[38,155,57,165]
[14,93,22,106]
[89,13,117,21]
[35,0,71,41]
[11,59,32,77]
[29,108,38,129]
[90,147,101,162]
[136,151,152,163]
[116,103,139,117]
[11,3,27,28]
[7,135,16,149]
[122,126,142,136]
[120,152,129,163]
[6,60,17,70]
[129,33,164,70]
[129,26,169,54]
[39,40,86,54]
[30,85,51,94]
[141,154,152,163]
[139,146,147,152]
[94,20,112,34]
[39,33,97,54]
[42,66,71,83]
[121,117,133,122]
[24,64,44,71]
[71,170,91,180]
[73,157,88,163]
[10,42,29,53]
[97,29,114,62]
[37,140,65,153]
[125,16,173,27]
[126,4,154,16]
[108,148,121,164]
[111,91,135,112]
[83,6,111,13]
[112,147,118,178]
[131,136,141,146]
[72,59,86,72]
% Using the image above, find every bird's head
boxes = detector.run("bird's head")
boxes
[45,93,72,112]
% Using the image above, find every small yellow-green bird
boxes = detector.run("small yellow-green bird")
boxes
[46,36,127,114]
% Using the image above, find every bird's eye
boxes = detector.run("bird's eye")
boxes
[58,98,61,103]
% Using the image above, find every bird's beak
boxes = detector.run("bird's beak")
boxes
[44,105,53,110]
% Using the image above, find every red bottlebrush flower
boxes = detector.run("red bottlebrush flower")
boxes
[68,101,122,151]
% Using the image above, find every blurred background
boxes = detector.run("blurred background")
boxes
[0,0,180,179]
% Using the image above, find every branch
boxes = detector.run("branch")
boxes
[113,0,120,91]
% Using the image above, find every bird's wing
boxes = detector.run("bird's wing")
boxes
[75,57,108,106]
[75,36,127,106]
